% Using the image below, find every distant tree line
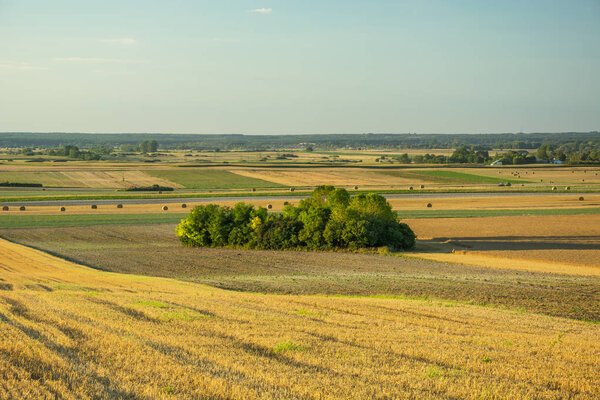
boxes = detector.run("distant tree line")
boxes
[1,132,599,152]
[176,186,416,251]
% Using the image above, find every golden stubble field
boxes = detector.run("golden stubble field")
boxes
[1,238,599,399]
[407,214,600,275]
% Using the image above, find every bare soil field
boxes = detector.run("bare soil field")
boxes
[2,224,599,322]
[0,237,599,399]
[407,214,600,271]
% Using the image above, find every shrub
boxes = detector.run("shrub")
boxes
[176,186,415,251]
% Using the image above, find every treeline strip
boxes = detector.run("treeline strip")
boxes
[0,182,43,187]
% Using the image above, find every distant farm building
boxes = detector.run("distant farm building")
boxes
[491,160,502,166]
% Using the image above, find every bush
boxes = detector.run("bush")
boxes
[176,186,415,251]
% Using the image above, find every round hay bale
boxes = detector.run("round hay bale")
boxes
[354,185,359,190]
[2,206,9,211]
[409,186,413,191]
[552,186,557,191]
[251,188,256,192]
[565,186,570,191]
[116,204,123,209]
[426,203,432,208]
[19,206,26,211]
[579,196,584,201]
[162,205,169,211]
[582,179,585,182]
[60,207,66,212]
[91,204,97,209]
[267,204,273,209]
[289,187,295,192]
[181,203,187,208]
[283,201,289,206]
[420,185,425,189]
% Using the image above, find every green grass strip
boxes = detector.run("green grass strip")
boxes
[0,213,188,228]
[397,207,600,219]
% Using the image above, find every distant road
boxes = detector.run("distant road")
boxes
[0,192,591,207]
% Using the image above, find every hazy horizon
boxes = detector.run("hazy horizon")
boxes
[1,0,599,134]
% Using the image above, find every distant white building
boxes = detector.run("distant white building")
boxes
[491,160,502,166]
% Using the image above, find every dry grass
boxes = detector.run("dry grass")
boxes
[0,237,599,399]
[407,214,600,272]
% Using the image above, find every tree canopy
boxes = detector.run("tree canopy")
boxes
[176,186,415,251]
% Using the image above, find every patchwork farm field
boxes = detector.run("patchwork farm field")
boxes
[2,163,600,399]
[1,238,599,399]
[144,168,283,189]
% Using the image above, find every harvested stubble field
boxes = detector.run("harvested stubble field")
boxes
[230,167,534,188]
[2,224,600,322]
[407,214,600,272]
[0,238,599,399]
[0,170,179,189]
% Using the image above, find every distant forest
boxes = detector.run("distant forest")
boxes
[0,132,598,151]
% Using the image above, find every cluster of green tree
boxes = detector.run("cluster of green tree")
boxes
[120,140,158,153]
[1,132,599,152]
[535,143,600,164]
[492,151,537,165]
[123,184,174,192]
[176,186,415,251]
[43,145,111,160]
[401,147,491,164]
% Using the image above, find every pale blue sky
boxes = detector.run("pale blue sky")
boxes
[1,0,599,134]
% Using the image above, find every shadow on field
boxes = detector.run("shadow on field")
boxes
[418,235,600,253]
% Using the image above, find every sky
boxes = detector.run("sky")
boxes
[0,0,599,134]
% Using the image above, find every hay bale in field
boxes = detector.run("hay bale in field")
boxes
[409,186,413,190]
[283,201,289,206]
[91,204,97,209]
[426,203,432,208]
[60,207,66,212]
[289,187,295,192]
[354,185,359,190]
[162,205,169,211]
[181,203,187,208]
[2,206,8,211]
[116,204,123,209]
[565,186,570,191]
[552,186,557,191]
[579,196,584,201]
[19,206,25,211]
[267,204,273,209]
[251,188,256,192]
[420,185,425,189]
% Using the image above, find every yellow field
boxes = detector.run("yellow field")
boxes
[467,167,600,185]
[407,214,600,273]
[1,238,599,399]
[0,169,180,189]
